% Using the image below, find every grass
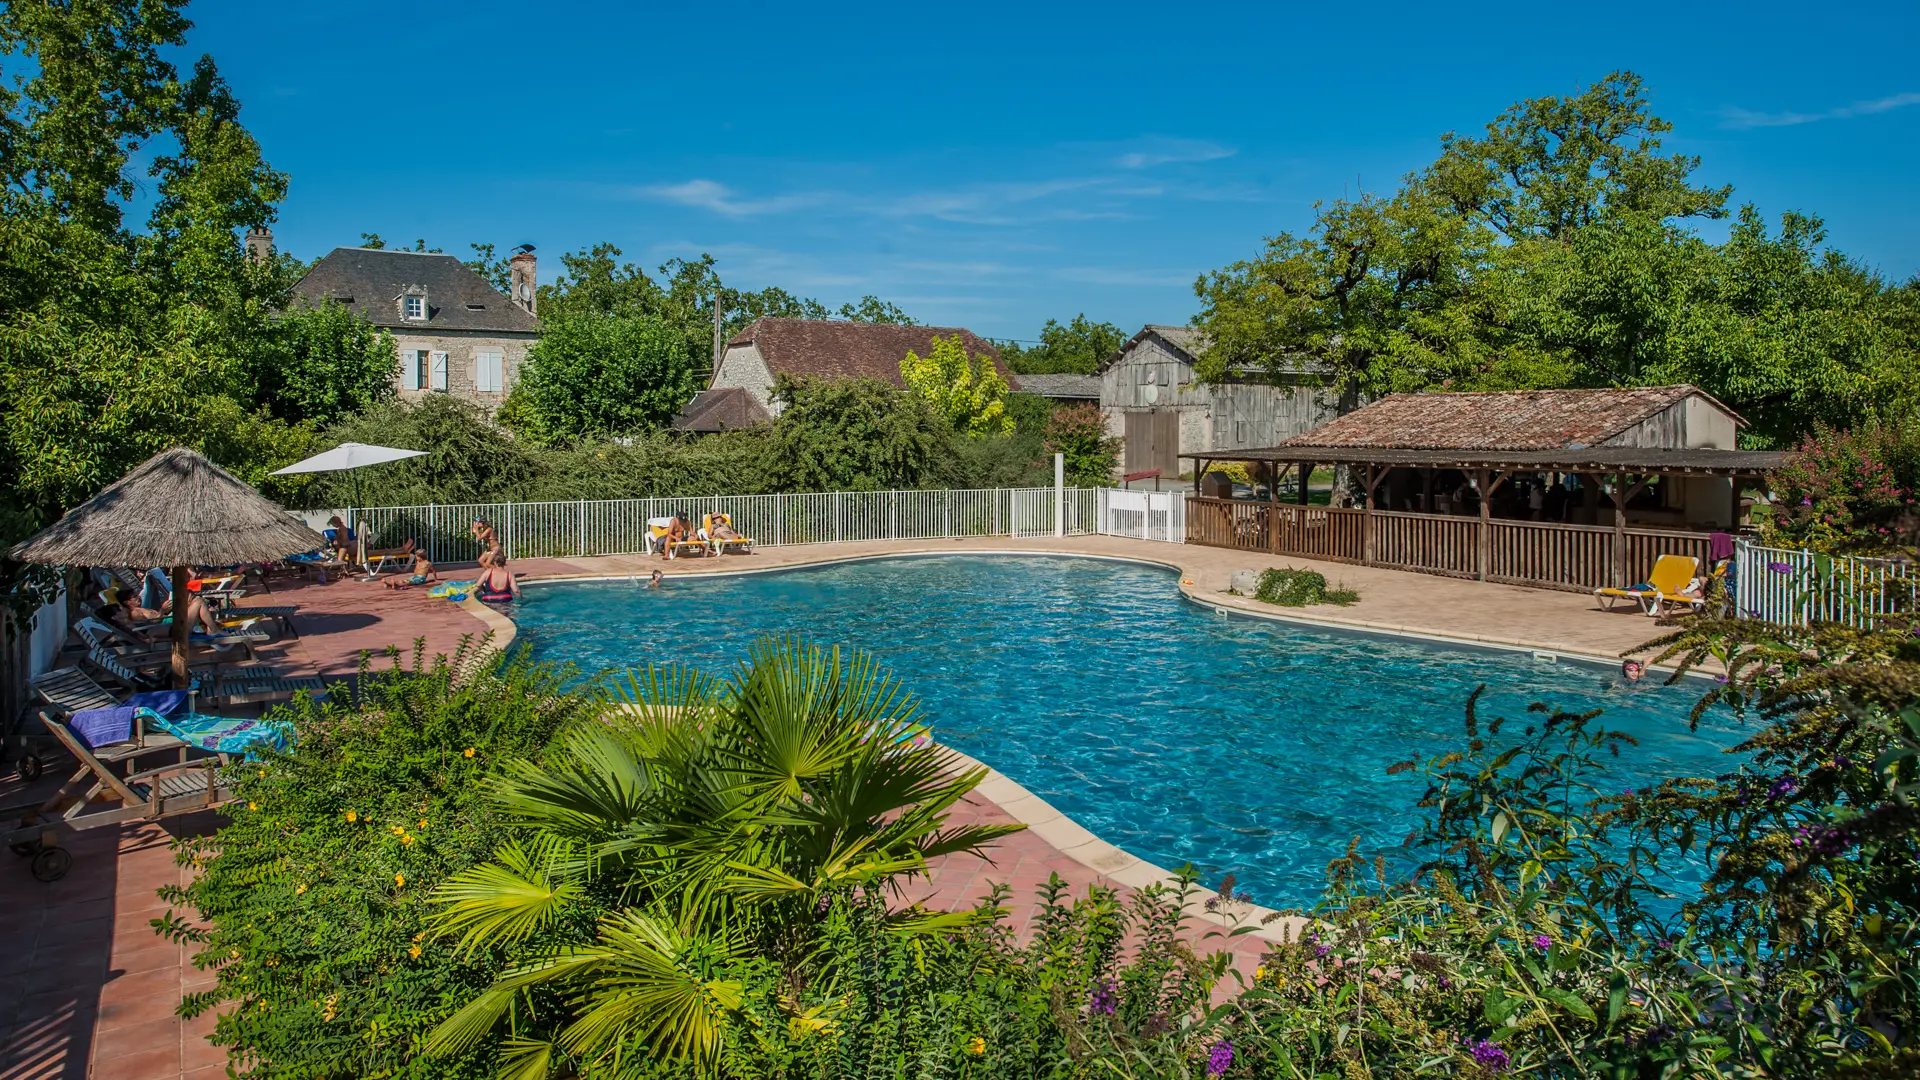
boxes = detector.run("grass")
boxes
[1252,567,1359,607]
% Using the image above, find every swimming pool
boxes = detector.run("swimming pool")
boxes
[511,555,1742,906]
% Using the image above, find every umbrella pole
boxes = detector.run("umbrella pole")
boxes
[170,563,191,690]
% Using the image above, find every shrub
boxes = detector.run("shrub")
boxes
[1764,421,1920,554]
[1043,403,1121,487]
[1253,566,1359,606]
[157,640,601,1079]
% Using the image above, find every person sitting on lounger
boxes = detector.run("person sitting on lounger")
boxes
[101,584,221,637]
[382,554,438,589]
[1650,575,1707,618]
[708,515,744,542]
[326,516,357,560]
[656,515,690,558]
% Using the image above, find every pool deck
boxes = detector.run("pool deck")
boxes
[1,535,1678,1079]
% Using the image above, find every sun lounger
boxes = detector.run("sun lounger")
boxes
[83,644,275,697]
[12,667,186,783]
[3,713,234,881]
[1594,554,1702,614]
[702,513,754,555]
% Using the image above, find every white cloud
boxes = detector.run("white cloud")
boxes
[1112,137,1237,169]
[1721,90,1920,129]
[635,179,822,217]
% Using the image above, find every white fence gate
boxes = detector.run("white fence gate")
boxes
[1098,489,1185,543]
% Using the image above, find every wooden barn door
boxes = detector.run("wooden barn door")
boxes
[1124,410,1180,476]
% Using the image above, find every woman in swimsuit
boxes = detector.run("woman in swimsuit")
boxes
[474,550,520,603]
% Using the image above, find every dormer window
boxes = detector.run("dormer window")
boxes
[396,285,429,322]
[404,295,425,320]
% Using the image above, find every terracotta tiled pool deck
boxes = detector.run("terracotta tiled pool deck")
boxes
[0,536,1676,1078]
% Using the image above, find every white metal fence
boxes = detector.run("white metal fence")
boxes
[1735,539,1918,628]
[338,486,1175,566]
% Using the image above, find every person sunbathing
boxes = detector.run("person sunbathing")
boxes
[325,516,357,559]
[708,515,743,541]
[364,537,418,558]
[382,554,438,589]
[102,585,221,638]
[657,515,690,557]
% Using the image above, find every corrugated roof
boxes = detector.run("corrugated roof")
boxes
[1183,445,1786,476]
[1015,374,1101,399]
[670,388,772,432]
[293,247,539,334]
[1282,385,1733,451]
[725,318,1017,389]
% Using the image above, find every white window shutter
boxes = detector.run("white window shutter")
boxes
[475,349,502,392]
[473,352,488,392]
[430,350,449,391]
[400,347,419,390]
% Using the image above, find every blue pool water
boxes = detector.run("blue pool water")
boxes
[511,555,1743,906]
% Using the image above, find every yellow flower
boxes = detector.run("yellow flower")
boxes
[1256,965,1266,979]
[248,802,258,811]
[345,810,358,823]
[394,873,405,888]
[401,834,414,846]
[295,883,308,895]
[462,747,475,758]
[418,818,429,829]
[409,945,422,959]
[257,768,266,777]
[391,825,403,835]
[412,932,424,942]
[966,1036,985,1056]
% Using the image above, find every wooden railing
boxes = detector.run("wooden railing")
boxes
[1186,497,1714,593]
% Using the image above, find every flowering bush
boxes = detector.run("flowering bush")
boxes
[1043,403,1122,486]
[1764,421,1920,554]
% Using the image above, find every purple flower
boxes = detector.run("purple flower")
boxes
[1314,944,1331,957]
[1768,561,1794,575]
[1468,1038,1510,1071]
[1656,938,1675,951]
[1533,934,1552,951]
[1088,979,1116,1016]
[1769,775,1799,799]
[1206,1039,1234,1076]
[1437,974,1453,989]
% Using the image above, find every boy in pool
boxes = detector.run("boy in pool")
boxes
[1621,659,1645,684]
[646,569,664,589]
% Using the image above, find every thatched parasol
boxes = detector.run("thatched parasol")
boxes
[9,448,328,687]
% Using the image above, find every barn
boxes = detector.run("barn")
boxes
[1096,325,1334,477]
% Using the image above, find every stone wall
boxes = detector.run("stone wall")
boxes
[392,329,536,413]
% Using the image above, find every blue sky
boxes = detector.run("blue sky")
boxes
[189,0,1918,340]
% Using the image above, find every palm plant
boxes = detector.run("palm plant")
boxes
[423,636,1022,1077]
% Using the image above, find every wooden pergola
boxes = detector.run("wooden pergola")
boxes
[1181,445,1787,590]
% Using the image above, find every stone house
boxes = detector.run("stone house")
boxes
[1097,325,1332,476]
[287,236,540,411]
[706,318,1019,417]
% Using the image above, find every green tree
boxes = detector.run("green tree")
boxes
[248,300,397,426]
[900,333,1013,436]
[0,0,307,551]
[1002,314,1127,375]
[1191,71,1915,444]
[768,377,948,491]
[836,295,915,324]
[506,312,702,444]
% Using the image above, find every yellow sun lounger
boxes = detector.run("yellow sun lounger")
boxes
[703,513,754,555]
[1594,554,1701,613]
[650,520,709,560]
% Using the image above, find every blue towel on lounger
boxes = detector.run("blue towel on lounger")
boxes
[69,690,188,749]
[135,708,291,758]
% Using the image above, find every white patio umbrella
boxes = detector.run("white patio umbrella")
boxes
[270,442,427,513]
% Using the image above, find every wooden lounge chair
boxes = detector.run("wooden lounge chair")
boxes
[3,713,231,881]
[702,513,754,555]
[83,644,278,698]
[13,667,190,783]
[1595,554,1701,614]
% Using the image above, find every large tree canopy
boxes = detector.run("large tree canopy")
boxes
[503,311,702,445]
[1001,314,1127,375]
[1192,71,1917,447]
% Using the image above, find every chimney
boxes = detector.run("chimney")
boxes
[509,246,537,315]
[244,225,273,264]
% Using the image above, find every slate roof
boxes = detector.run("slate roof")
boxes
[670,388,772,433]
[1281,385,1735,451]
[292,247,539,334]
[1015,374,1101,400]
[727,318,1018,389]
[1190,445,1786,477]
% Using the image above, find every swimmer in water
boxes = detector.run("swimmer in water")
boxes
[647,569,664,589]
[1622,659,1645,684]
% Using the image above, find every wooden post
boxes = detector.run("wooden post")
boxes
[1476,470,1510,581]
[1608,473,1650,585]
[1298,461,1311,505]
[169,563,191,689]
[1361,464,1384,565]
[1421,467,1433,515]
